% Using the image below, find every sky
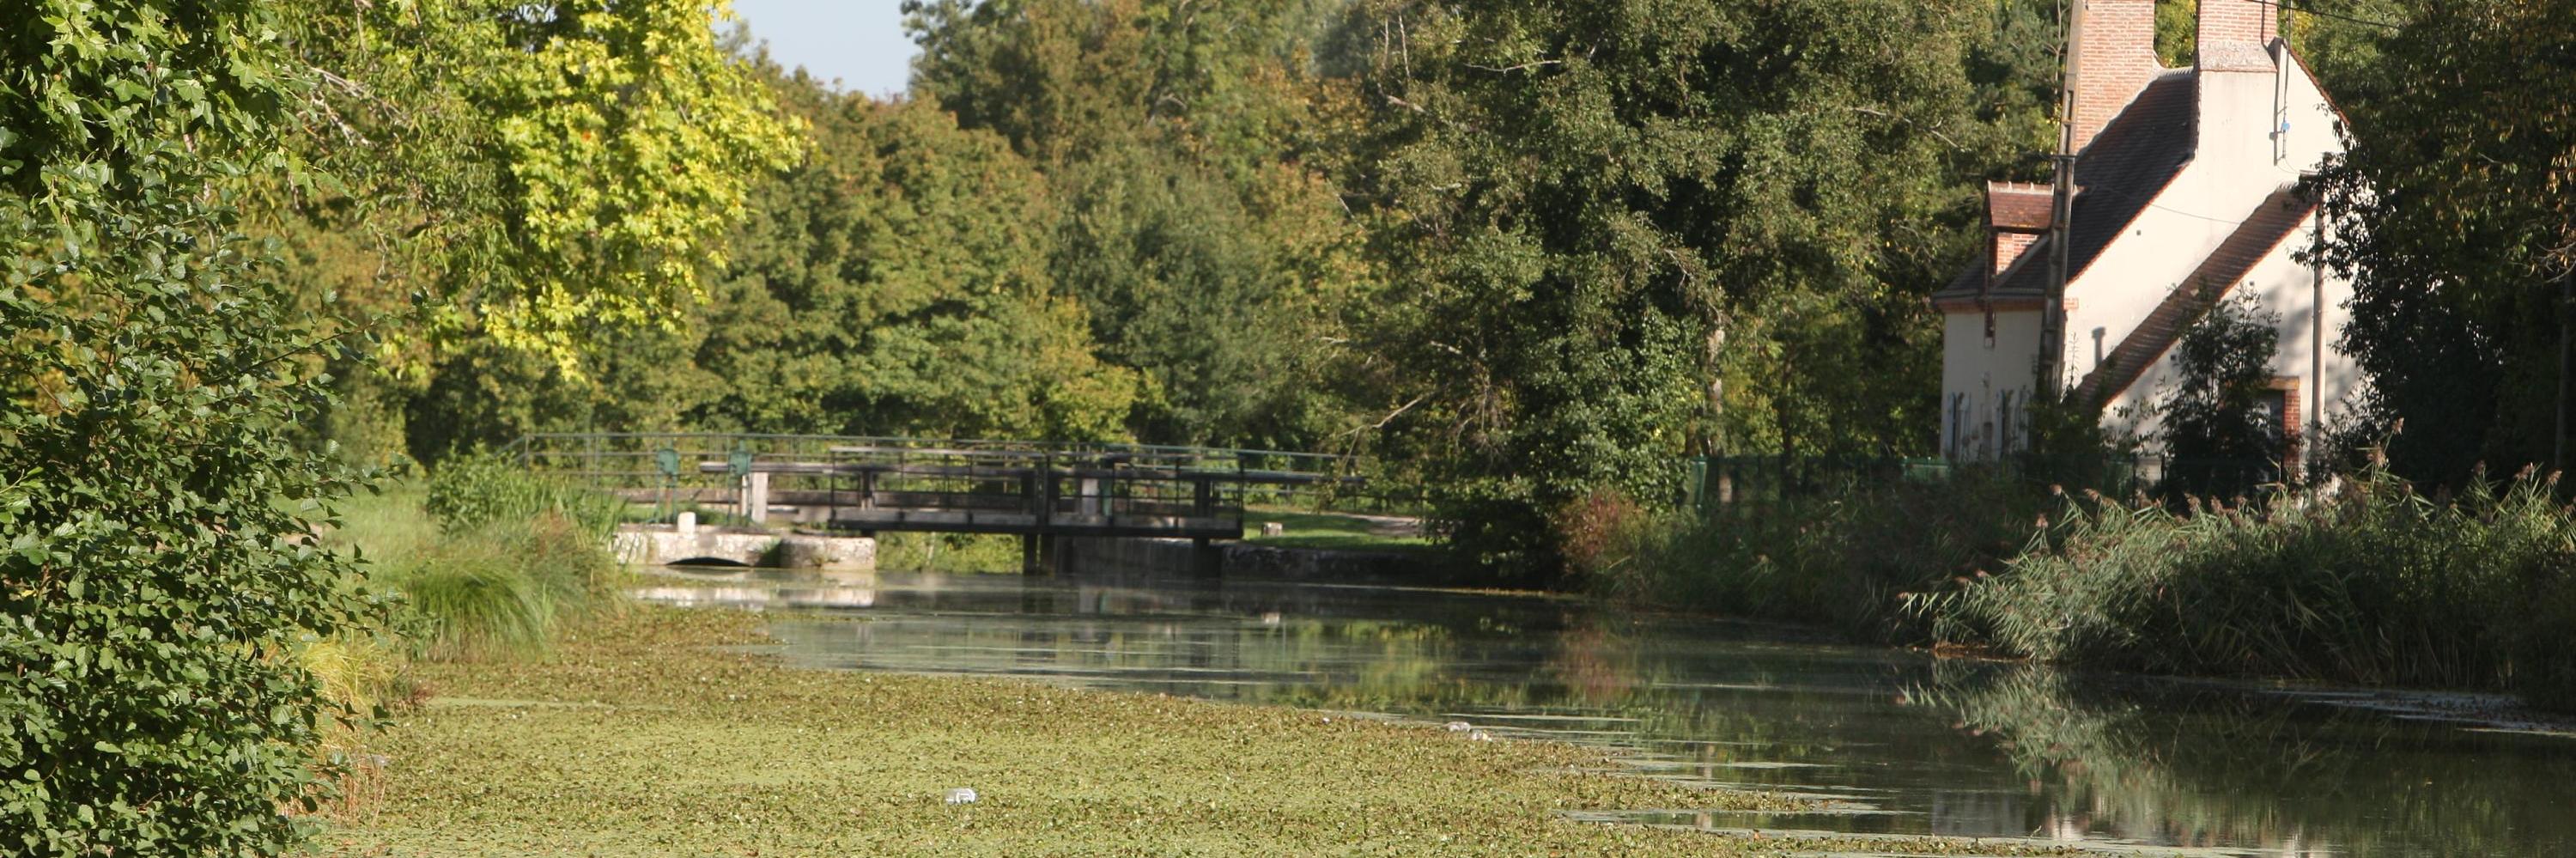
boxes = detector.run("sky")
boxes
[731,0,922,100]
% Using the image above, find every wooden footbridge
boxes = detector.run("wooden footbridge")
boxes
[507,432,1369,572]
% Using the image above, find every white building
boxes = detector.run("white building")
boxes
[1934,0,2360,468]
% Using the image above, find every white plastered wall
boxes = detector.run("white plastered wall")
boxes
[1941,308,2043,460]
[2063,47,2354,449]
[2101,218,2360,450]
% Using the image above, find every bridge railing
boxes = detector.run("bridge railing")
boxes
[503,432,1382,528]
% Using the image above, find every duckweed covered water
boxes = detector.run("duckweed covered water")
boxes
[636,569,2576,857]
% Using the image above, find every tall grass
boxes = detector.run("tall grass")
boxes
[299,459,627,818]
[1584,462,2576,710]
[1584,471,2050,641]
[1921,467,2576,706]
[329,456,626,660]
[298,634,410,818]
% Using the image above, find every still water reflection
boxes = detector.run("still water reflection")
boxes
[635,568,2576,856]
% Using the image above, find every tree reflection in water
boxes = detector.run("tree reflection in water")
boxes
[1910,662,2576,856]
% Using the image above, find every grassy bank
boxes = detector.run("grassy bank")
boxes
[327,457,624,660]
[1244,508,1437,552]
[1593,467,2576,710]
[315,605,2075,857]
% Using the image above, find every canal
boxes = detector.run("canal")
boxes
[635,568,2576,856]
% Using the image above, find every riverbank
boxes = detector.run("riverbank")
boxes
[1591,467,2576,711]
[316,605,2079,856]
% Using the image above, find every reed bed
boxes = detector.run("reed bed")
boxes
[1591,466,2576,709]
[1924,468,2576,705]
[328,456,625,661]
[1585,471,2048,641]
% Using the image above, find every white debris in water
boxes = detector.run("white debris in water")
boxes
[1444,721,1473,732]
[944,788,979,805]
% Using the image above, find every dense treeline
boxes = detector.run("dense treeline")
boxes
[270,0,2569,575]
[301,0,2086,573]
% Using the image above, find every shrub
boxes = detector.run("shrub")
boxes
[425,452,622,538]
[1553,490,1655,578]
[1599,470,2048,640]
[374,459,625,660]
[1931,468,2573,697]
[1,3,380,847]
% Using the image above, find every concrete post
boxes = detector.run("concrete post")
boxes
[746,472,770,523]
[677,511,697,538]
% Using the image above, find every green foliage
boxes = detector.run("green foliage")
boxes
[2158,291,2287,494]
[331,484,621,661]
[379,512,620,660]
[1329,0,2033,572]
[282,0,805,373]
[1932,468,2576,703]
[1243,509,1436,552]
[908,0,1376,447]
[872,532,1025,574]
[408,453,628,657]
[1595,472,2050,640]
[2516,570,2576,710]
[0,2,381,850]
[2312,0,2576,484]
[424,453,622,538]
[2153,0,2194,68]
[688,63,1139,441]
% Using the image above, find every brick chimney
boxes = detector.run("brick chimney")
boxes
[2067,0,2164,154]
[2197,0,2275,72]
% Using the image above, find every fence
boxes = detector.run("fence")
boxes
[500,432,1427,521]
[1682,453,2286,514]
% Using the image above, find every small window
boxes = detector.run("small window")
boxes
[2259,389,2288,442]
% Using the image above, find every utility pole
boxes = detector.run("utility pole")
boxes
[2311,204,2325,475]
[2557,269,2572,473]
[2043,0,2080,404]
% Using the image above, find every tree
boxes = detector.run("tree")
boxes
[906,0,1376,447]
[1330,0,2025,572]
[277,0,805,372]
[2312,0,2576,484]
[245,1,805,462]
[686,64,1139,441]
[2,1,375,851]
[2159,291,2287,494]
